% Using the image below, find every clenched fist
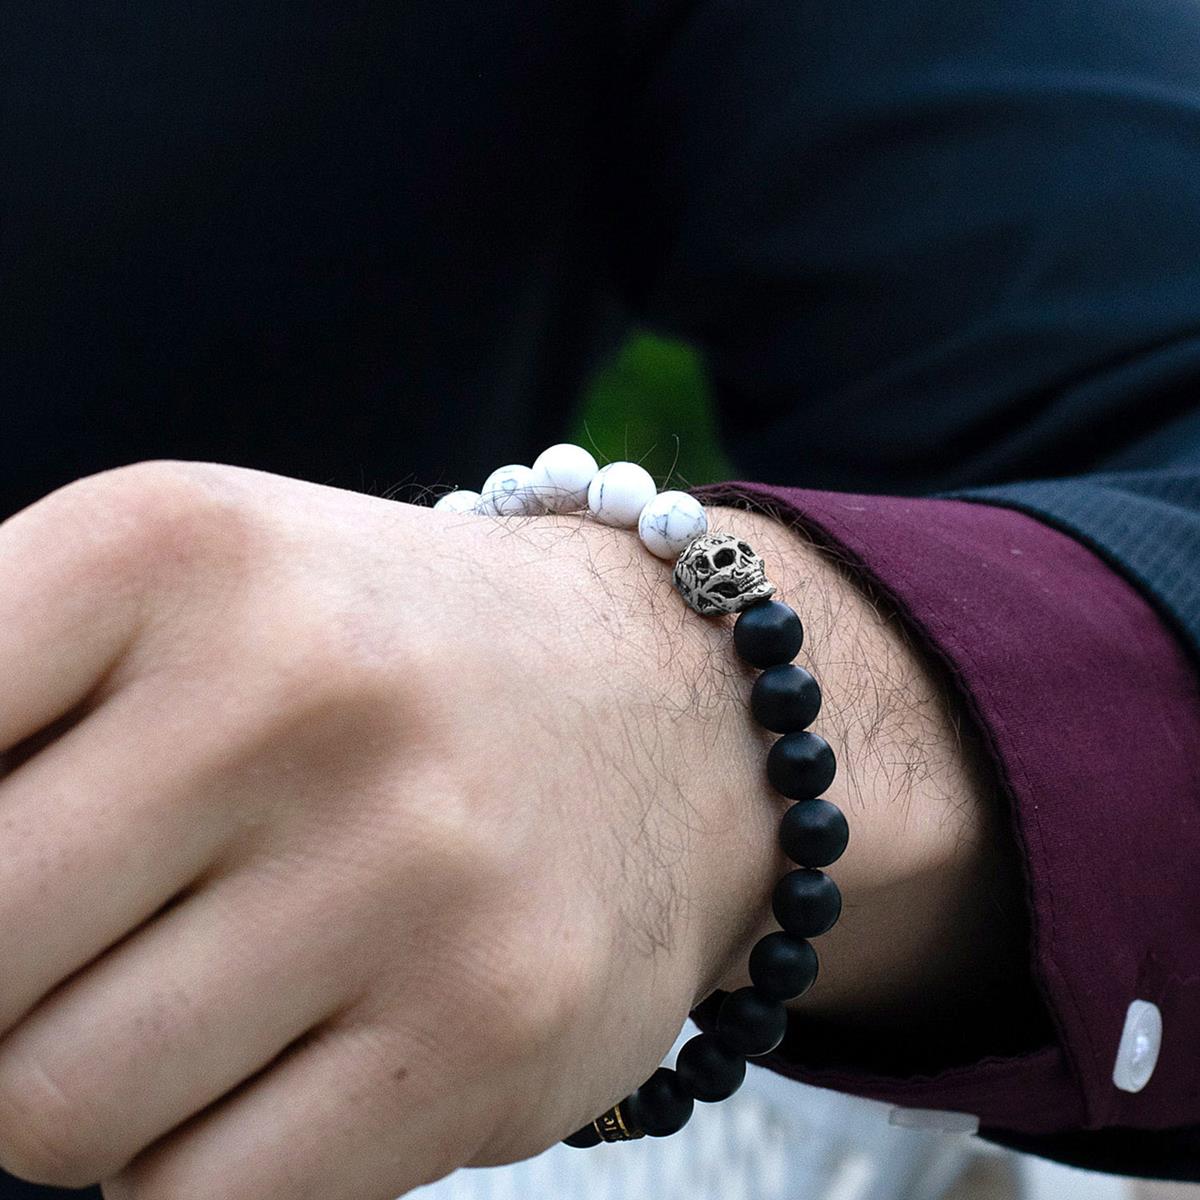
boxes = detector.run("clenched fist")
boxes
[0,460,1015,1198]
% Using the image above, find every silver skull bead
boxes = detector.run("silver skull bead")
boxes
[672,532,776,616]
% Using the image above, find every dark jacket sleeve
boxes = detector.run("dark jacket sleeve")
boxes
[607,0,1200,1180]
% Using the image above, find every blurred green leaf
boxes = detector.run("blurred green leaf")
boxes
[572,333,733,487]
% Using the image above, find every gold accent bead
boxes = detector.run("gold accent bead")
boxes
[593,1099,644,1141]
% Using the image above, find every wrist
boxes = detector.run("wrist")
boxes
[677,506,1030,1044]
[496,497,1029,1053]
[535,504,824,1010]
[528,508,778,1007]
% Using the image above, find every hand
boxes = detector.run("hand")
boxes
[0,460,780,1197]
[0,460,1024,1197]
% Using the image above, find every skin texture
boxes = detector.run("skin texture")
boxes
[0,460,1027,1197]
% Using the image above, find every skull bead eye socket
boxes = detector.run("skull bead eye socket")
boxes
[737,541,753,556]
[713,547,737,568]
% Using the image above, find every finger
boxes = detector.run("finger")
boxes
[105,1011,497,1200]
[0,855,358,1186]
[0,682,244,1036]
[0,463,231,751]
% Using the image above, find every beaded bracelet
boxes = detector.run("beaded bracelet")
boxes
[433,444,847,1146]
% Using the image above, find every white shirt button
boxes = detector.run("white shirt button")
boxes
[1112,999,1162,1093]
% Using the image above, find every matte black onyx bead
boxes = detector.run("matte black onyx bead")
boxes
[779,799,850,867]
[750,664,822,732]
[772,869,842,938]
[766,731,837,799]
[748,931,819,1001]
[715,987,788,1057]
[675,1033,747,1102]
[733,600,804,668]
[563,1124,602,1148]
[629,1068,694,1137]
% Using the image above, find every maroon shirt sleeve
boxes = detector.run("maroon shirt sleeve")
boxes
[687,481,1200,1138]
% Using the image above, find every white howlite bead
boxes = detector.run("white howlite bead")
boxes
[586,461,658,528]
[637,490,709,559]
[479,464,540,516]
[432,489,482,514]
[530,443,599,513]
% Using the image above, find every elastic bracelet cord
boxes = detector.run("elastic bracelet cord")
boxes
[431,445,847,1146]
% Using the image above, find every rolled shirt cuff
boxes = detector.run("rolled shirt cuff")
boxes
[686,481,1200,1138]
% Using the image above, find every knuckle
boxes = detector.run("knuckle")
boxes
[246,609,406,752]
[0,1055,108,1187]
[25,459,257,588]
[404,792,522,923]
[85,460,254,569]
[279,615,397,708]
[456,917,596,1070]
